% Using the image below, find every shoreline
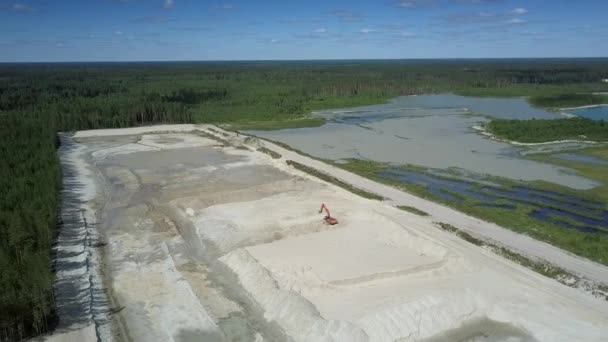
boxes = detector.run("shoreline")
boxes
[471,125,602,146]
[559,104,608,111]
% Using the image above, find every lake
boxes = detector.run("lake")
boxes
[249,95,598,190]
[570,106,608,121]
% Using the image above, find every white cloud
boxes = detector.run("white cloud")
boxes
[215,4,234,10]
[331,10,363,22]
[400,31,416,37]
[133,16,170,24]
[114,30,124,35]
[512,8,528,15]
[0,3,33,12]
[163,0,175,9]
[446,9,529,26]
[313,28,327,33]
[397,0,434,8]
[270,39,280,44]
[399,1,417,8]
[506,18,525,24]
[12,3,30,11]
[359,28,375,34]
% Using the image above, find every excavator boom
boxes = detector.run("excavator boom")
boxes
[319,203,331,217]
[319,203,338,225]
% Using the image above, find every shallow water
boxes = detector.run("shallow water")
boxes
[378,167,608,235]
[378,169,494,203]
[570,106,608,121]
[251,95,597,190]
[351,94,559,120]
[555,153,608,166]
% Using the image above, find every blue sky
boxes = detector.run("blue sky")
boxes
[1,0,608,62]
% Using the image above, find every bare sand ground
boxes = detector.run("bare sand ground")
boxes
[244,130,608,285]
[45,125,608,341]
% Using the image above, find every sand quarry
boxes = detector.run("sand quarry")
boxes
[54,125,608,342]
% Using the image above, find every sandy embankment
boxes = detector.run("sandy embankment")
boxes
[47,125,608,341]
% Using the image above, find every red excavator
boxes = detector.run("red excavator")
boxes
[319,203,338,225]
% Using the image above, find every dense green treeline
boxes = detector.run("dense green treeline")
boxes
[486,117,608,143]
[0,116,61,341]
[530,93,608,108]
[2,59,608,340]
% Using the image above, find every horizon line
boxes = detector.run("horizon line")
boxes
[2,57,608,64]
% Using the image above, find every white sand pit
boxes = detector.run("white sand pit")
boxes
[247,221,447,287]
[220,217,482,341]
[187,189,355,254]
[221,205,608,341]
[62,126,608,342]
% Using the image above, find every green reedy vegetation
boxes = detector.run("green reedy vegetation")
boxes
[456,84,608,99]
[257,147,282,159]
[435,222,484,246]
[397,206,429,216]
[221,117,325,131]
[526,145,608,202]
[336,159,608,266]
[459,204,608,266]
[2,59,608,338]
[486,117,608,143]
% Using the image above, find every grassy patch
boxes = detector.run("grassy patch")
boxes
[397,205,429,216]
[585,145,608,159]
[257,147,281,159]
[262,136,329,162]
[194,129,231,146]
[436,222,459,233]
[435,222,484,246]
[335,158,608,266]
[286,160,384,200]
[493,245,576,280]
[455,84,608,99]
[461,204,608,265]
[486,117,608,143]
[526,145,608,202]
[529,93,608,108]
[220,117,326,131]
[207,127,230,137]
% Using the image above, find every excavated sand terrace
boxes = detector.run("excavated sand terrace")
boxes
[61,125,608,342]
